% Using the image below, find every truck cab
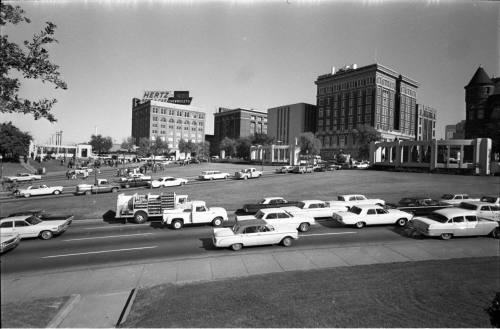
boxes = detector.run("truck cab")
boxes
[162,200,228,229]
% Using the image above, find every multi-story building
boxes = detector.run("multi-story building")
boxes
[267,103,317,145]
[415,104,437,141]
[445,120,466,140]
[315,63,419,159]
[213,107,267,146]
[131,91,206,155]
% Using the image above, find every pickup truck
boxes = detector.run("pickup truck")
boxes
[75,179,120,195]
[480,196,500,206]
[162,200,229,229]
[239,197,301,215]
[439,194,480,205]
[280,200,348,219]
[328,194,385,208]
[235,168,262,180]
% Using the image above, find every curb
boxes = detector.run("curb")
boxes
[46,294,81,328]
[116,288,137,327]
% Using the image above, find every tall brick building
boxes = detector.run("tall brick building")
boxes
[213,107,267,148]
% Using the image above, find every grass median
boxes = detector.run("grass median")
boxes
[121,257,499,328]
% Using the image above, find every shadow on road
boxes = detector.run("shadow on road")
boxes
[102,210,127,224]
[199,237,218,251]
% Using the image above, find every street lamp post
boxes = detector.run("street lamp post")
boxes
[0,155,3,188]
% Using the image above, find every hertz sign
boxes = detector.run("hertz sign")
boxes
[142,90,192,105]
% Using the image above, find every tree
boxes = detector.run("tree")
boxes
[298,132,322,156]
[219,137,236,157]
[252,133,274,146]
[137,137,151,157]
[0,122,32,161]
[178,139,196,156]
[150,137,169,158]
[1,3,67,122]
[194,141,210,159]
[236,137,252,159]
[120,137,136,152]
[89,134,113,155]
[352,125,382,160]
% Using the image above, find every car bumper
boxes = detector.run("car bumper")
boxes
[1,236,21,253]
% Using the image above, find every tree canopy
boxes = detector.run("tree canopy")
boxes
[1,3,67,122]
[219,137,237,157]
[120,137,136,152]
[89,134,113,155]
[298,132,322,156]
[150,137,169,158]
[352,125,382,160]
[0,122,32,161]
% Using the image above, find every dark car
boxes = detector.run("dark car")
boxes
[4,209,73,224]
[385,197,453,216]
[238,198,301,215]
[120,178,151,189]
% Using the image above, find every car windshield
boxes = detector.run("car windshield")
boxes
[232,224,240,233]
[255,212,265,219]
[296,202,305,209]
[427,213,449,223]
[349,206,362,215]
[258,199,266,204]
[459,203,477,211]
[25,216,42,225]
[441,194,454,200]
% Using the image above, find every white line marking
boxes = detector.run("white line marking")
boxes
[83,225,128,230]
[63,233,153,241]
[300,232,357,237]
[42,246,158,258]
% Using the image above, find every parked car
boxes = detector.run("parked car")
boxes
[439,194,480,205]
[235,168,262,180]
[292,165,314,174]
[326,163,342,171]
[354,161,370,169]
[120,178,151,189]
[0,233,21,253]
[5,173,42,182]
[0,215,71,240]
[237,208,316,232]
[480,196,500,206]
[239,197,301,215]
[385,197,453,216]
[458,201,500,221]
[329,194,386,208]
[4,209,73,224]
[411,208,500,240]
[332,204,412,228]
[162,200,228,229]
[14,185,63,198]
[150,176,188,188]
[120,173,151,182]
[276,165,294,173]
[213,219,299,251]
[198,170,230,180]
[280,200,348,219]
[75,179,120,195]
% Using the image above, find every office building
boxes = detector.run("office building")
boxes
[315,63,419,159]
[415,104,437,141]
[213,107,267,146]
[445,120,465,140]
[267,103,317,145]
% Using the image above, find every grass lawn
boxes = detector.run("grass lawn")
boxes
[121,257,499,328]
[1,295,70,328]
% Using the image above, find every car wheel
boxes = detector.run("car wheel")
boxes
[111,188,118,193]
[492,228,500,239]
[396,218,407,227]
[133,211,148,224]
[24,194,30,198]
[231,243,243,251]
[281,237,293,247]
[244,176,248,180]
[171,219,183,230]
[299,222,310,232]
[212,217,223,227]
[53,190,61,195]
[40,230,53,240]
[85,190,91,196]
[440,233,453,240]
[355,221,365,229]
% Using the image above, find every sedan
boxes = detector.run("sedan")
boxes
[5,173,42,182]
[150,176,188,188]
[333,204,413,228]
[0,215,71,240]
[120,178,152,189]
[5,209,74,224]
[213,219,299,251]
[1,233,21,253]
[14,185,63,198]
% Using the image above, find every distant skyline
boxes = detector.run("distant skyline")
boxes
[2,0,498,145]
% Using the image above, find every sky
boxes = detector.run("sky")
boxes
[2,0,499,145]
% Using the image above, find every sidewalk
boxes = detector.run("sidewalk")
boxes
[1,238,499,327]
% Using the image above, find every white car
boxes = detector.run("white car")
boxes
[329,194,386,208]
[458,201,500,221]
[238,208,316,232]
[150,176,188,188]
[439,194,480,205]
[332,204,412,228]
[0,215,71,240]
[213,219,299,251]
[281,200,348,219]
[15,185,63,198]
[198,170,230,180]
[120,173,152,182]
[5,173,42,182]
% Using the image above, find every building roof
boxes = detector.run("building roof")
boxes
[215,107,267,116]
[465,66,493,88]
